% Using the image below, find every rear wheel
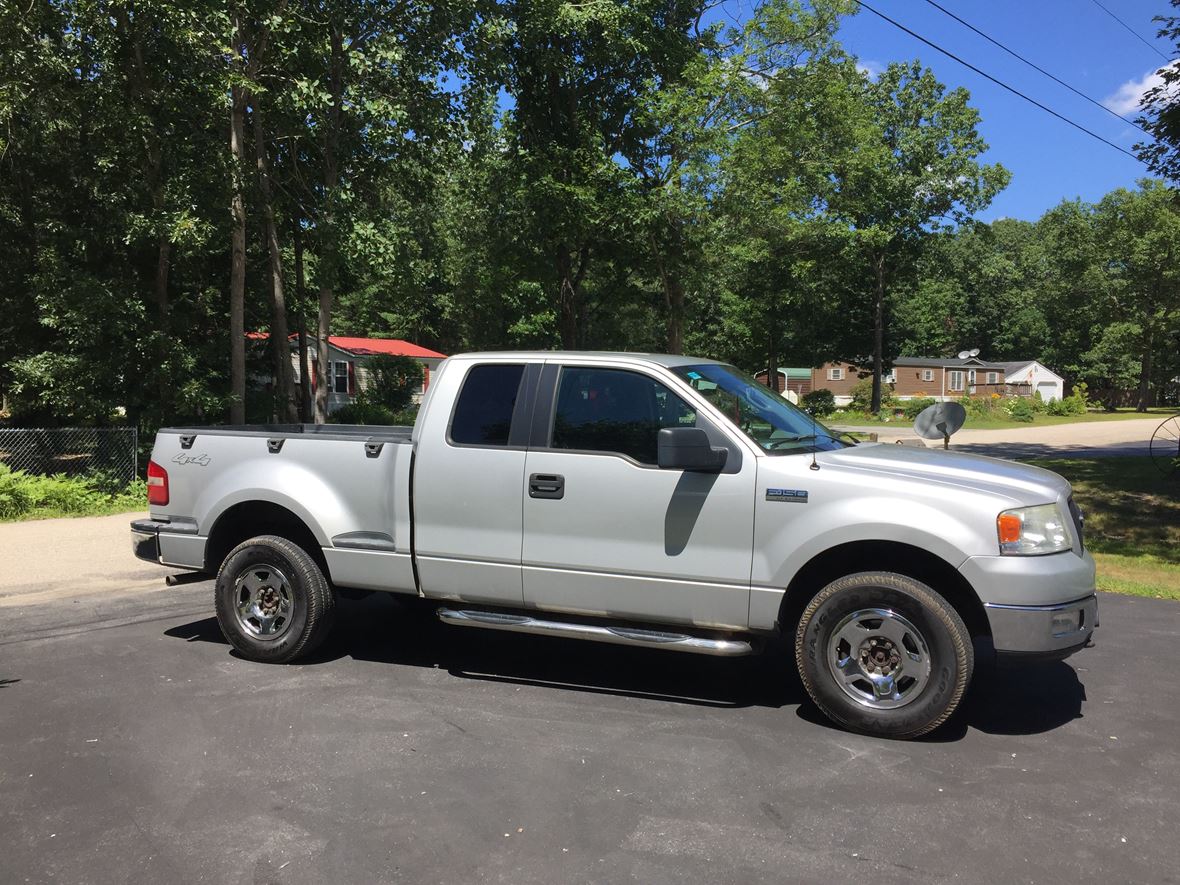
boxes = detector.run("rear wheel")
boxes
[214,535,335,663]
[795,571,973,739]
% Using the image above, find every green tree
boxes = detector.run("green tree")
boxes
[1136,0,1180,183]
[826,61,1009,411]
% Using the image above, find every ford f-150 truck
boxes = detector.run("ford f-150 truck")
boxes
[132,351,1097,738]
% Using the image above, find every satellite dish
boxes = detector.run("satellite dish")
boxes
[913,402,967,450]
[968,348,980,357]
[956,349,971,359]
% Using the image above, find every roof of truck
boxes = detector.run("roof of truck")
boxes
[449,351,727,368]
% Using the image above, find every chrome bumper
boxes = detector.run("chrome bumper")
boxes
[131,518,165,564]
[984,594,1098,660]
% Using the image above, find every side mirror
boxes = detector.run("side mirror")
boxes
[657,427,728,472]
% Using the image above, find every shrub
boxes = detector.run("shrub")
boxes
[902,397,937,420]
[1006,397,1035,422]
[328,401,397,425]
[801,389,836,417]
[0,464,143,520]
[850,378,895,413]
[361,354,423,412]
[1031,389,1046,413]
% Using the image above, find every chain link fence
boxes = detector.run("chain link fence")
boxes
[0,428,138,486]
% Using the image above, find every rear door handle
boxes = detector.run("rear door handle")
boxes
[529,473,565,500]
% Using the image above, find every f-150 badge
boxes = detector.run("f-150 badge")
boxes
[765,488,807,503]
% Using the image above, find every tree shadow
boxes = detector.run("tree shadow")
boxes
[0,678,19,688]
[164,596,1085,736]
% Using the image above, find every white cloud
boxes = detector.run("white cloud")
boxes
[1102,62,1179,115]
[856,59,884,80]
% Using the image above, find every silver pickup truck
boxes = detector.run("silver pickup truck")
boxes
[132,351,1097,738]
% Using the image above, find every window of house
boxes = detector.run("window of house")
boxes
[922,369,934,382]
[449,363,525,446]
[827,367,844,381]
[333,361,350,394]
[552,367,696,464]
[948,370,964,391]
[986,371,999,384]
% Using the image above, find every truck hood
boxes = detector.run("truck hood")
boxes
[813,442,1070,505]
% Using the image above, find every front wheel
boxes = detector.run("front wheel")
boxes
[214,535,335,663]
[795,572,973,739]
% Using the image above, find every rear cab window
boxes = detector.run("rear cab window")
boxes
[449,363,526,446]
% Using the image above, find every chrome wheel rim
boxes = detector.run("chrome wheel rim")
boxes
[826,608,932,710]
[233,565,295,641]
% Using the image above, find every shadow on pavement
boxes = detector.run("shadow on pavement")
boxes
[0,678,19,688]
[164,594,1085,737]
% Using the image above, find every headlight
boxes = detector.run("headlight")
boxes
[997,503,1073,555]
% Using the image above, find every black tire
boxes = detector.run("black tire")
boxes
[214,535,335,663]
[794,571,973,740]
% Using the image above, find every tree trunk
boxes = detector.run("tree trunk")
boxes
[1136,327,1154,412]
[555,245,589,349]
[228,42,247,424]
[871,253,886,413]
[767,328,779,394]
[293,222,311,422]
[315,25,345,424]
[664,274,685,356]
[153,234,172,413]
[250,94,297,422]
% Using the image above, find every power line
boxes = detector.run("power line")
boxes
[852,0,1141,161]
[1087,0,1170,62]
[921,0,1147,133]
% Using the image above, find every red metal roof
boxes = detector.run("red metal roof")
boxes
[247,332,445,359]
[329,337,446,359]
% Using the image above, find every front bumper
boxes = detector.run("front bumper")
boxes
[984,595,1098,661]
[960,550,1098,660]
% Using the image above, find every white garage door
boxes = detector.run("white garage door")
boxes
[1037,381,1058,402]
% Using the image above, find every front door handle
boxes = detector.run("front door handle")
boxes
[529,473,565,500]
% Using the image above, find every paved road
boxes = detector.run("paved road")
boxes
[2,531,1178,882]
[832,416,1167,458]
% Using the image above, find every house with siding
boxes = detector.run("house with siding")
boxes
[297,337,447,413]
[809,356,1061,405]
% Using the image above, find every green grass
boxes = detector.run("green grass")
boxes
[832,406,1172,431]
[1026,457,1180,600]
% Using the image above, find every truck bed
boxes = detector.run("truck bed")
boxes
[147,423,417,595]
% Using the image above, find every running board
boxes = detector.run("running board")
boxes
[436,607,754,657]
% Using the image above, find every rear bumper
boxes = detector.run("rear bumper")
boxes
[130,518,205,570]
[131,518,165,564]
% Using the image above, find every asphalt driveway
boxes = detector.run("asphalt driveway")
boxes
[2,563,1178,884]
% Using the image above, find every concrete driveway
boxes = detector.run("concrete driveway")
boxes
[833,416,1167,458]
[2,512,1179,883]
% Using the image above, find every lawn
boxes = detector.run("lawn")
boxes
[832,406,1173,431]
[1026,457,1180,601]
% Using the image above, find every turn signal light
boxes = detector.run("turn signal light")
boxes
[147,459,169,506]
[997,513,1022,545]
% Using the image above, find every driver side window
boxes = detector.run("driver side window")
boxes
[551,367,696,464]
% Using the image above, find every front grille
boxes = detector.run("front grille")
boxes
[1067,496,1085,549]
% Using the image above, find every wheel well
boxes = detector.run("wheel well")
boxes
[204,501,328,578]
[778,541,990,641]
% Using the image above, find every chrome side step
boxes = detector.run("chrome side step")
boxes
[436,607,754,657]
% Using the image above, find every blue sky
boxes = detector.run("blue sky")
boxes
[830,0,1176,221]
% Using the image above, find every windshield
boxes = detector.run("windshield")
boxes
[671,364,852,454]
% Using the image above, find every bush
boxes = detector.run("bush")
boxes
[361,354,423,412]
[850,378,895,413]
[0,464,144,520]
[328,401,397,426]
[902,397,936,420]
[801,389,836,417]
[1005,397,1035,422]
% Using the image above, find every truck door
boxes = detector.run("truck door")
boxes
[413,360,538,606]
[521,363,757,630]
